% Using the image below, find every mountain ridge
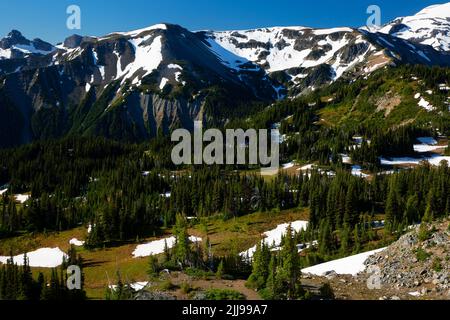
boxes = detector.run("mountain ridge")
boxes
[0,3,449,148]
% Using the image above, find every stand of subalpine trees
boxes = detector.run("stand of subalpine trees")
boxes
[1,134,449,256]
[0,246,86,300]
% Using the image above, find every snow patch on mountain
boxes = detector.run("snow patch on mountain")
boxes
[117,35,163,86]
[109,23,168,38]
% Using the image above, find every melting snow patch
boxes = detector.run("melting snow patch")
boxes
[351,165,370,178]
[160,192,172,198]
[109,281,148,291]
[297,164,315,171]
[69,238,85,247]
[117,35,163,86]
[15,194,30,204]
[133,236,202,258]
[241,221,309,259]
[414,137,447,153]
[159,77,169,90]
[301,248,387,276]
[110,24,167,38]
[418,97,435,111]
[340,154,352,164]
[168,64,183,70]
[415,94,435,112]
[282,162,295,169]
[0,248,68,268]
[380,155,450,166]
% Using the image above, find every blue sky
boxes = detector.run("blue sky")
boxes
[0,0,443,44]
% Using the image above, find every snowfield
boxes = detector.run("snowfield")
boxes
[133,235,202,258]
[208,26,379,81]
[109,281,149,291]
[69,238,85,246]
[380,155,450,166]
[417,96,435,112]
[14,194,31,203]
[301,248,387,276]
[378,3,450,52]
[0,248,68,268]
[351,165,370,178]
[414,137,448,153]
[282,162,296,169]
[116,35,163,86]
[241,221,309,259]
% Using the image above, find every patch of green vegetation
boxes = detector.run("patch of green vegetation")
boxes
[415,248,431,262]
[185,267,215,280]
[203,289,245,300]
[432,258,442,272]
[180,282,194,294]
[418,224,432,242]
[159,279,178,291]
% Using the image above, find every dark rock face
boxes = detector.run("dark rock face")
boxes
[63,35,84,49]
[32,38,54,52]
[388,23,410,35]
[0,30,31,49]
[339,42,370,64]
[231,38,272,51]
[306,49,326,61]
[294,34,326,51]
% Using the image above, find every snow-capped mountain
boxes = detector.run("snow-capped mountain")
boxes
[0,3,449,147]
[204,2,450,95]
[0,30,55,59]
[205,27,388,95]
[377,3,450,52]
[50,23,274,98]
[0,30,56,76]
[0,24,278,147]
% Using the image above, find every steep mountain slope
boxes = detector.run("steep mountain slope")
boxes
[0,24,277,147]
